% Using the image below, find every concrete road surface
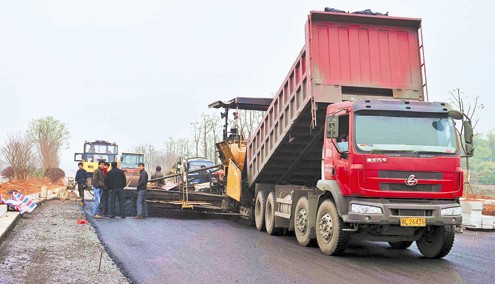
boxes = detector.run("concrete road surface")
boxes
[90,211,495,284]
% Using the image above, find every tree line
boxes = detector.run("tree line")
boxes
[1,116,69,181]
[469,131,495,184]
[134,109,263,174]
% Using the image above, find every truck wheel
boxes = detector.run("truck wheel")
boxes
[255,191,267,231]
[388,241,413,249]
[416,225,455,258]
[294,197,313,246]
[316,199,349,256]
[265,192,281,235]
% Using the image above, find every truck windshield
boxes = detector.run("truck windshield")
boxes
[188,160,214,171]
[122,155,144,167]
[85,144,118,154]
[354,112,457,155]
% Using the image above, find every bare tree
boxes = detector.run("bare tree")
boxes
[28,116,70,171]
[162,137,193,172]
[209,117,222,163]
[188,110,263,163]
[163,137,178,169]
[450,88,482,130]
[1,132,35,180]
[190,120,201,157]
[200,113,216,160]
[238,109,264,140]
[135,143,160,173]
[0,158,5,172]
[177,138,191,158]
[450,88,483,193]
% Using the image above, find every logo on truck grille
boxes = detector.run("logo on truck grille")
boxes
[405,175,418,186]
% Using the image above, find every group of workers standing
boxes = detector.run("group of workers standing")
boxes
[75,161,150,219]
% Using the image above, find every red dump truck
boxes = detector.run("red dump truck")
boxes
[211,9,474,259]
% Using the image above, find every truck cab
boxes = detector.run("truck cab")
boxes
[74,140,119,175]
[316,99,471,255]
[120,152,145,187]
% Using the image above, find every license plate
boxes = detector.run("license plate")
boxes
[400,217,426,227]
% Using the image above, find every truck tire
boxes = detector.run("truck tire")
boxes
[316,199,349,256]
[388,241,413,249]
[265,192,281,235]
[255,191,267,231]
[416,225,455,258]
[294,197,313,246]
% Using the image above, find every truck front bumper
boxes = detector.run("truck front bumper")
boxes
[341,198,462,226]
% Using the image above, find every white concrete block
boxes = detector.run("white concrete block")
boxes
[470,211,482,228]
[460,201,483,213]
[45,189,58,200]
[0,205,7,218]
[41,186,47,198]
[482,216,494,229]
[0,212,21,241]
[462,213,472,226]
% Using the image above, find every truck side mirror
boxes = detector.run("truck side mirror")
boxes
[464,143,474,157]
[463,120,473,144]
[463,120,474,157]
[326,116,339,138]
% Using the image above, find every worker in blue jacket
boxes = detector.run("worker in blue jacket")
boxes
[75,162,88,207]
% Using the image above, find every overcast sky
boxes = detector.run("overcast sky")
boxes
[1,0,494,174]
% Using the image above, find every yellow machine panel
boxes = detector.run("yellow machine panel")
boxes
[226,159,242,202]
[229,143,246,171]
[216,141,247,171]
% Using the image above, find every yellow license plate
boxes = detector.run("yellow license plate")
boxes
[400,217,426,227]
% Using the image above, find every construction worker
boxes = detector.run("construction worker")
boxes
[100,162,110,217]
[107,161,127,218]
[75,162,87,207]
[92,161,105,218]
[151,166,165,188]
[134,163,148,219]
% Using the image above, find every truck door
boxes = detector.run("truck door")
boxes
[324,113,352,193]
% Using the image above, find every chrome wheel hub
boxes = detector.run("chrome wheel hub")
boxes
[296,209,308,234]
[319,212,333,241]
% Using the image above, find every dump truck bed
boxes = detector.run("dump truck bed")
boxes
[246,11,424,188]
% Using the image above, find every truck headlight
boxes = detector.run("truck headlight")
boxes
[351,204,382,214]
[441,207,462,216]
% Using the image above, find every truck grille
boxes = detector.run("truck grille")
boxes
[380,183,441,192]
[390,209,433,216]
[379,171,443,179]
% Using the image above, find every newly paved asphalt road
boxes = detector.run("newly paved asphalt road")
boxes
[89,207,495,284]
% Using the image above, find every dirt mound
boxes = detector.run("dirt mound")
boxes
[482,204,495,216]
[462,193,495,200]
[0,177,64,197]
